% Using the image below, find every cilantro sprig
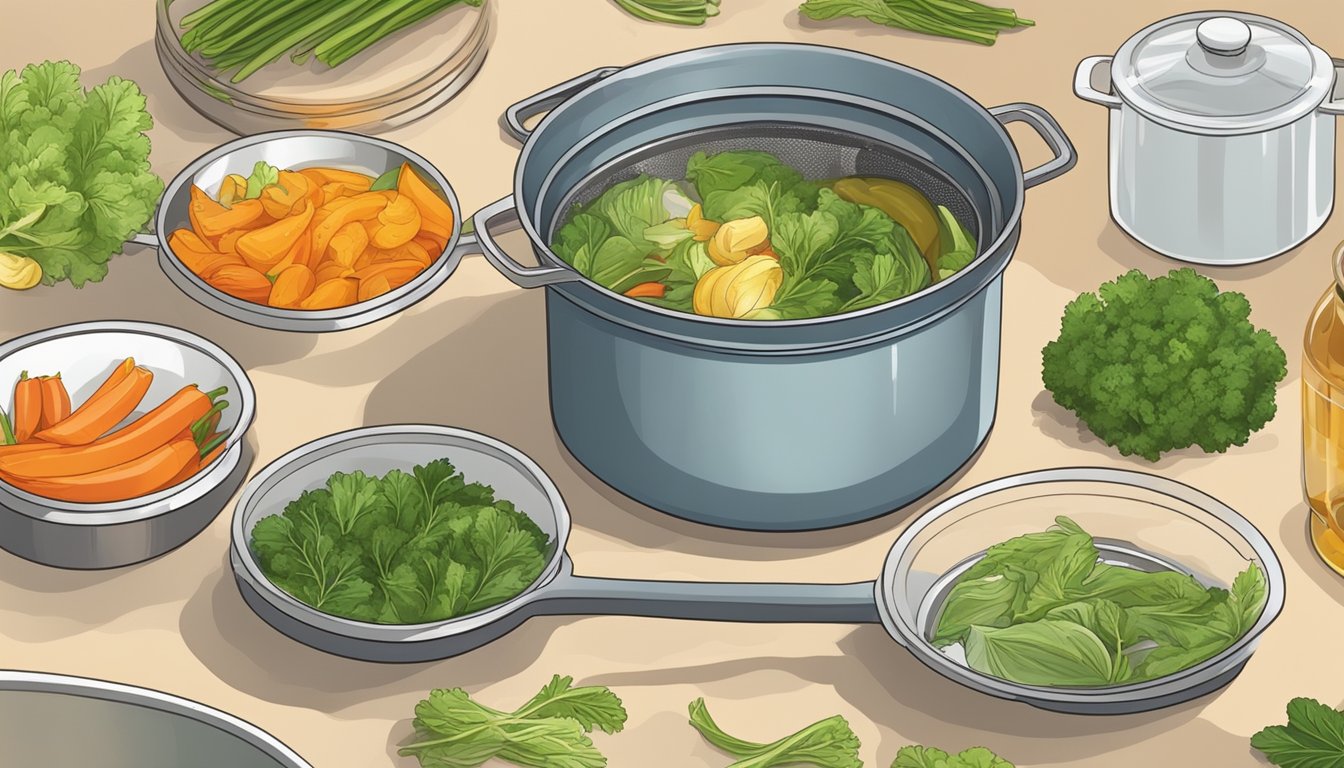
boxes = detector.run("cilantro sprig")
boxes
[689,698,862,767]
[249,458,550,624]
[1253,698,1344,767]
[399,675,628,768]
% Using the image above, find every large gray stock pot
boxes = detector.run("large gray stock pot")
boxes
[468,43,1075,531]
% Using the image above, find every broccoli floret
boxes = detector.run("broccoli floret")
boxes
[1041,268,1286,462]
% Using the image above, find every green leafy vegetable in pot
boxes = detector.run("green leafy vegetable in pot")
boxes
[798,0,1033,45]
[399,674,628,768]
[549,150,977,320]
[893,745,1014,768]
[1253,698,1344,767]
[0,61,164,290]
[688,697,862,768]
[249,458,550,624]
[1041,268,1287,462]
[933,516,1268,688]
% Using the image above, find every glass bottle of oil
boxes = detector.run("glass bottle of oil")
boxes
[1304,242,1344,575]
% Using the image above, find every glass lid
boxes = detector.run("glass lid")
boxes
[1112,12,1334,132]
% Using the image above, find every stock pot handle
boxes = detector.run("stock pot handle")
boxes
[1320,58,1344,116]
[503,66,622,142]
[1073,56,1122,109]
[989,103,1078,189]
[473,195,582,288]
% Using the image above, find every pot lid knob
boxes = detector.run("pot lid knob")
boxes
[1196,17,1252,57]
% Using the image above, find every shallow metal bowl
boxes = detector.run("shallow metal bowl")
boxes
[156,130,473,332]
[0,670,311,767]
[230,424,567,661]
[878,467,1286,714]
[0,321,256,569]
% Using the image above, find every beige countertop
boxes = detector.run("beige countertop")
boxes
[2,1,1341,765]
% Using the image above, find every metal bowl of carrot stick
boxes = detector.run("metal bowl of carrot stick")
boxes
[0,321,256,569]
[155,129,470,332]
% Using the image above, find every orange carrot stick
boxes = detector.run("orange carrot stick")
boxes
[1,385,215,478]
[35,366,153,446]
[0,435,200,503]
[624,282,666,299]
[153,432,228,493]
[37,375,71,429]
[12,373,42,443]
[85,358,136,404]
[0,442,60,458]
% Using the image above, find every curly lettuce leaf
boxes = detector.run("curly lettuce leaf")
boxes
[0,62,162,287]
[771,189,929,314]
[894,745,1015,768]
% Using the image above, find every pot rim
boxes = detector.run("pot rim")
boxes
[510,42,1030,330]
[1108,10,1336,135]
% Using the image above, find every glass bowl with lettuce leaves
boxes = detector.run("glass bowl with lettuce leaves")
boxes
[878,467,1285,714]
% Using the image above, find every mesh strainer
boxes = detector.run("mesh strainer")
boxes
[557,121,981,242]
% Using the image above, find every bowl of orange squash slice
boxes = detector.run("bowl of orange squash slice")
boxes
[157,130,469,332]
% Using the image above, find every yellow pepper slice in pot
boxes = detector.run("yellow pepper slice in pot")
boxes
[693,253,782,319]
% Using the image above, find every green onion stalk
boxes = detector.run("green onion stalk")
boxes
[178,0,485,82]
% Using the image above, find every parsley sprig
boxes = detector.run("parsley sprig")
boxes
[399,675,628,768]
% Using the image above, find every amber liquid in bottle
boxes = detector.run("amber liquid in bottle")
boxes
[1303,253,1344,575]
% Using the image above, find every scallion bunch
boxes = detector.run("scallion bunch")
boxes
[177,0,485,83]
[613,0,721,26]
[800,0,1033,45]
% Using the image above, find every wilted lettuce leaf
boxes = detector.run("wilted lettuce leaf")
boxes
[965,619,1116,687]
[935,515,1269,687]
[932,568,1027,647]
[702,180,806,228]
[686,150,792,198]
[585,175,678,248]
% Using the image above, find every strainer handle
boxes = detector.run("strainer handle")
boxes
[989,102,1078,189]
[473,195,582,288]
[503,67,622,143]
[529,573,883,624]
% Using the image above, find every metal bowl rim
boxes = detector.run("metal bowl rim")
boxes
[877,465,1286,704]
[0,320,257,522]
[0,669,312,767]
[228,423,572,640]
[155,129,465,331]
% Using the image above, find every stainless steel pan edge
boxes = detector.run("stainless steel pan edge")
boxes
[0,669,313,767]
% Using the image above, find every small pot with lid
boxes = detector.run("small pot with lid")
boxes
[1075,11,1344,264]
